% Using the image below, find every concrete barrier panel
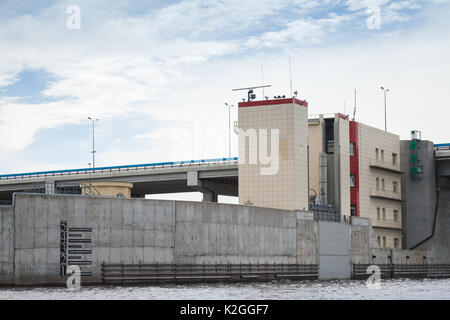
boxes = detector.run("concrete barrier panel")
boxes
[318,221,350,280]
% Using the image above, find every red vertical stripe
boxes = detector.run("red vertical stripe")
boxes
[350,121,360,217]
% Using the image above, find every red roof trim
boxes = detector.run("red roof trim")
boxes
[238,98,308,108]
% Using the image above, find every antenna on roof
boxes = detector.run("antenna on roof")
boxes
[289,56,293,98]
[261,63,265,97]
[232,85,272,102]
[352,89,357,121]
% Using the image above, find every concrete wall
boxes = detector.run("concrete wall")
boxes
[296,211,317,264]
[370,248,427,265]
[350,217,370,264]
[0,193,409,286]
[426,188,450,263]
[174,201,297,264]
[0,206,14,285]
[318,221,350,279]
[9,194,302,285]
[12,194,177,285]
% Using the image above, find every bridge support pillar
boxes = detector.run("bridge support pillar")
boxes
[45,181,55,195]
[187,171,218,203]
[202,190,218,202]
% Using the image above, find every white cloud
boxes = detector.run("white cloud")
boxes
[0,0,449,173]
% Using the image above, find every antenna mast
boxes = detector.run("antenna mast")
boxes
[261,63,265,97]
[352,89,357,121]
[289,56,293,97]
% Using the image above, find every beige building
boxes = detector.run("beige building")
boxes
[356,123,403,249]
[308,115,403,249]
[238,98,309,211]
[81,181,133,198]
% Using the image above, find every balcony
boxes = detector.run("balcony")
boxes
[369,159,402,173]
[370,189,402,201]
[372,219,402,230]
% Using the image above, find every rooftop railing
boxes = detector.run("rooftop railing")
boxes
[0,157,239,181]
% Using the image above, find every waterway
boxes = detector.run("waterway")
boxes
[0,278,449,300]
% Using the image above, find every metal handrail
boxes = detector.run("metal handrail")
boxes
[370,189,402,201]
[0,157,239,181]
[369,158,401,172]
[372,219,402,229]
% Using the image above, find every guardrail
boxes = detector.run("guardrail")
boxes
[372,219,402,230]
[370,189,402,201]
[369,159,402,173]
[0,200,12,206]
[101,263,318,284]
[352,264,450,279]
[434,143,450,150]
[313,211,341,223]
[0,157,239,181]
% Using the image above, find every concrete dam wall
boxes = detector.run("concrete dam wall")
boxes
[0,193,432,286]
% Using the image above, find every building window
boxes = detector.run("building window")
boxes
[394,238,399,249]
[393,181,398,193]
[350,142,355,156]
[381,149,384,161]
[393,210,399,221]
[376,148,379,160]
[382,179,385,191]
[377,236,381,248]
[382,208,386,221]
[350,174,356,187]
[376,178,380,190]
[382,237,386,249]
[350,205,356,216]
[392,153,398,166]
[377,207,380,220]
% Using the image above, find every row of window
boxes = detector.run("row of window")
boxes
[349,175,399,193]
[377,236,400,249]
[377,207,399,221]
[376,148,398,165]
[376,178,398,193]
[348,145,398,167]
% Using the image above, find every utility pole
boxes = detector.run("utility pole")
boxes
[88,117,99,168]
[381,87,389,131]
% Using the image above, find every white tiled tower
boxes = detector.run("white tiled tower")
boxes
[238,98,309,211]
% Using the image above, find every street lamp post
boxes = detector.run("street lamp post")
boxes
[224,103,234,158]
[380,87,389,132]
[88,117,99,168]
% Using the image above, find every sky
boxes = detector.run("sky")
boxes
[0,0,450,191]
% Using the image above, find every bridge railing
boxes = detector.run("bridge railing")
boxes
[0,157,239,181]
